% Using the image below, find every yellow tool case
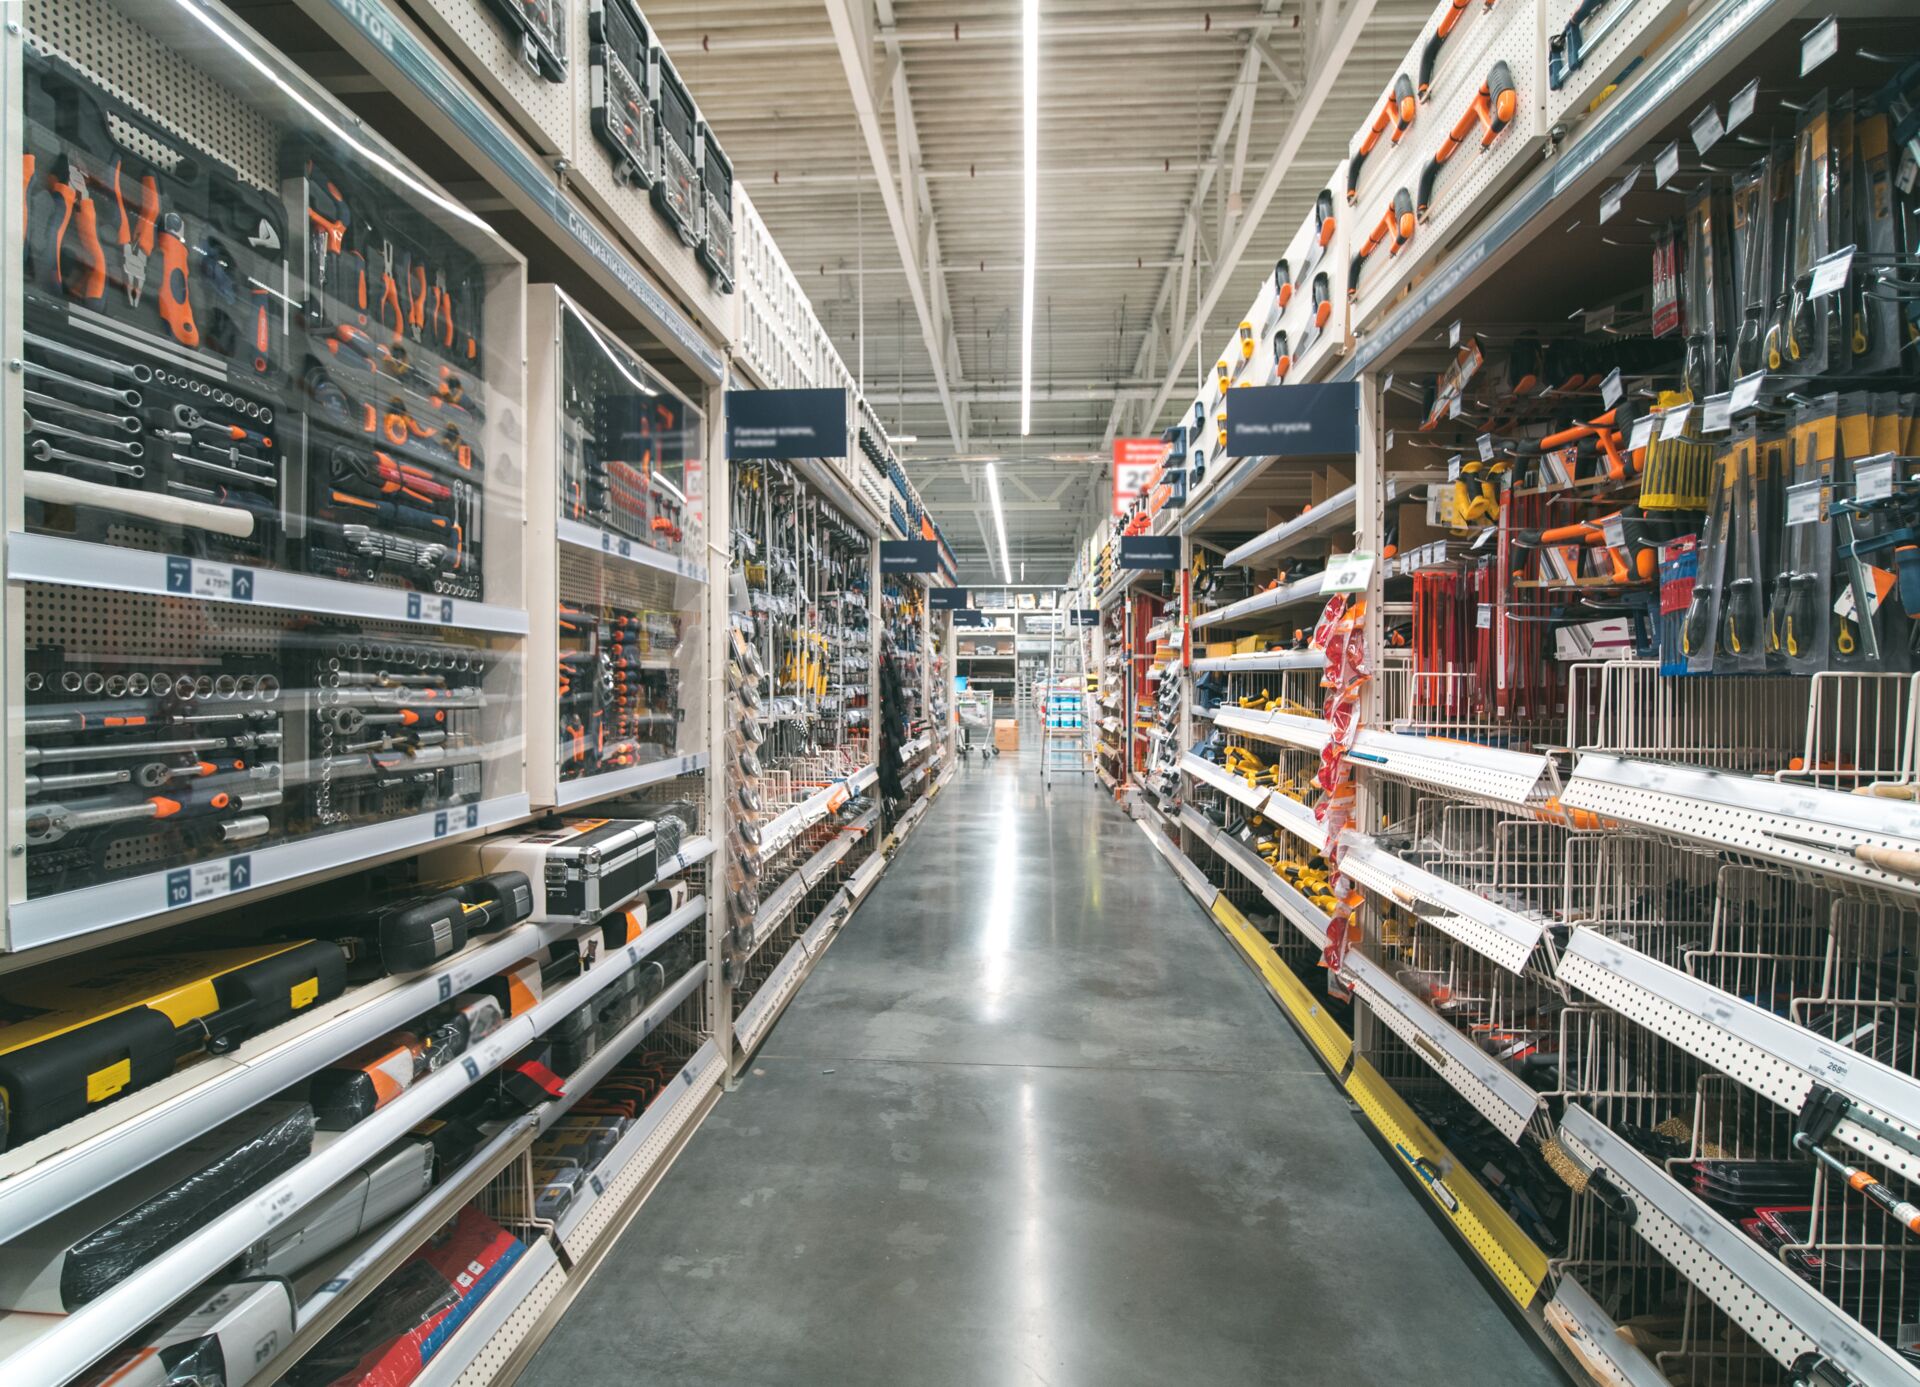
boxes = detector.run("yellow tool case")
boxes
[0,940,347,1153]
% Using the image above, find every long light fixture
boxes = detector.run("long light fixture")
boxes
[984,462,1013,585]
[1018,0,1038,436]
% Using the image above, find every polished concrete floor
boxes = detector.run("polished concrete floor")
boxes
[522,747,1566,1387]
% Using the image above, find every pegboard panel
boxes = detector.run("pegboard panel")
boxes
[564,20,734,345]
[1351,0,1545,340]
[448,1251,566,1387]
[23,582,288,659]
[24,0,278,190]
[560,1040,723,1261]
[400,0,573,158]
[1294,175,1353,383]
[1414,0,1544,234]
[1543,0,1694,132]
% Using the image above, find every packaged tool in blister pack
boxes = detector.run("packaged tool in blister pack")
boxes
[558,602,687,784]
[1827,393,1920,673]
[304,626,494,829]
[21,641,286,900]
[288,144,491,602]
[21,50,290,569]
[588,0,662,189]
[480,0,568,83]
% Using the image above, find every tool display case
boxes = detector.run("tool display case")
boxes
[526,287,707,810]
[5,0,530,952]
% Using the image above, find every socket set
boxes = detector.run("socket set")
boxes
[22,646,285,898]
[18,47,514,604]
[307,630,493,830]
[557,601,687,785]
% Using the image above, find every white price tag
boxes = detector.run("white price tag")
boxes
[1477,433,1495,463]
[165,556,253,602]
[1726,80,1758,134]
[1599,165,1639,225]
[262,1183,300,1229]
[1855,455,1897,504]
[1322,551,1377,594]
[1448,454,1462,481]
[1448,320,1462,348]
[1730,372,1765,414]
[1801,15,1838,74]
[1689,104,1725,155]
[1654,141,1681,189]
[1809,245,1855,299]
[1785,480,1824,527]
[1600,369,1623,408]
[1659,405,1692,441]
[1811,1043,1853,1085]
[1475,604,1491,630]
[1700,393,1732,434]
[1448,393,1464,420]
[1602,515,1626,552]
[1629,415,1656,453]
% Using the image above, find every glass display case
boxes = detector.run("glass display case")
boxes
[527,287,708,809]
[3,0,530,950]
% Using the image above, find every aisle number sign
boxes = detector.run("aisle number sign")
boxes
[1112,438,1164,516]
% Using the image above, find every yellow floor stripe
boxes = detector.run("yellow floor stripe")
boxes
[1343,1057,1549,1308]
[1209,896,1352,1071]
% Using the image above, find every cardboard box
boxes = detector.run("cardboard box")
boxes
[1233,634,1263,654]
[993,720,1020,752]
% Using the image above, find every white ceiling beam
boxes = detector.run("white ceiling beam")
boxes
[867,380,1162,405]
[690,10,1275,53]
[750,161,1222,188]
[821,0,963,444]
[1139,0,1379,431]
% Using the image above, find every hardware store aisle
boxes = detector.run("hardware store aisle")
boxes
[523,755,1564,1387]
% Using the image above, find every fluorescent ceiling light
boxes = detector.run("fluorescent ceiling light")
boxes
[984,462,1013,585]
[886,434,919,445]
[1019,0,1038,436]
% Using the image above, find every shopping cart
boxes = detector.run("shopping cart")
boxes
[957,689,997,762]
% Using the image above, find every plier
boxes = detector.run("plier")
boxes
[106,158,158,306]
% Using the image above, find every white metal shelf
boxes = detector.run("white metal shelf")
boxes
[536,948,710,1136]
[1562,753,1920,900]
[1190,573,1328,631]
[409,1233,563,1387]
[1336,833,1548,975]
[1557,1105,1920,1387]
[1545,1276,1671,1387]
[733,885,852,1057]
[1220,475,1434,570]
[6,532,531,635]
[1347,731,1554,808]
[1559,924,1920,1185]
[1180,753,1273,815]
[554,753,709,810]
[1212,706,1332,753]
[0,900,694,1387]
[9,792,531,954]
[554,1038,726,1261]
[1178,805,1329,949]
[739,812,876,965]
[0,914,568,1244]
[760,765,875,857]
[555,519,708,584]
[1189,649,1327,673]
[1341,953,1542,1141]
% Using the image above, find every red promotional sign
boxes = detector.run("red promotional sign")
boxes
[1112,438,1163,516]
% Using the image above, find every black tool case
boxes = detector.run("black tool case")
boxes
[0,941,346,1152]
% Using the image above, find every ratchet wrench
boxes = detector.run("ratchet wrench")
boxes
[29,440,144,478]
[26,415,144,457]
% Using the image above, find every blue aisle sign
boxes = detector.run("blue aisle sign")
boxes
[928,587,969,610]
[879,540,940,573]
[1224,382,1359,458]
[1118,535,1180,569]
[725,388,848,459]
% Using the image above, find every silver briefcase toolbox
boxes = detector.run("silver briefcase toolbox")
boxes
[465,817,658,923]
